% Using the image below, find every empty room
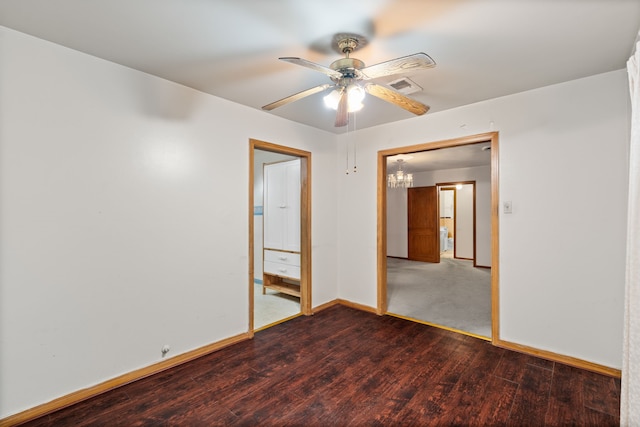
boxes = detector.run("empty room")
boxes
[1,1,639,425]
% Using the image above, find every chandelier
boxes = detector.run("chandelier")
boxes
[388,159,413,188]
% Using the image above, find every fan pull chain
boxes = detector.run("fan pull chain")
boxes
[344,111,358,175]
[352,112,357,173]
[353,146,357,173]
[345,141,349,175]
[345,117,350,175]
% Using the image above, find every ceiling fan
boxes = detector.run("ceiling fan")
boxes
[262,34,436,127]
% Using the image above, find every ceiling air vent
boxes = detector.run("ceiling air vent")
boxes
[388,77,422,95]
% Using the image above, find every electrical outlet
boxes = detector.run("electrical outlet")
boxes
[161,345,170,357]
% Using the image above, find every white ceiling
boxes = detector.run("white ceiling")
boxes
[387,143,492,173]
[0,0,638,136]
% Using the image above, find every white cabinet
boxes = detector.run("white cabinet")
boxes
[263,159,300,252]
[263,249,301,280]
[262,159,301,297]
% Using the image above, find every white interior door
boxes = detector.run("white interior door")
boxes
[283,160,300,252]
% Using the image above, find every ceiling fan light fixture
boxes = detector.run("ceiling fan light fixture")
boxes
[323,89,342,110]
[324,85,366,112]
[347,84,365,112]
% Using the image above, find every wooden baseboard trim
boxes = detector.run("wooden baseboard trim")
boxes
[494,338,621,378]
[312,299,341,313]
[335,299,379,314]
[4,303,620,426]
[313,299,378,315]
[0,332,251,427]
[333,299,621,379]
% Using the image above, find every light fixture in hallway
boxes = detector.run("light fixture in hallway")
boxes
[388,159,413,188]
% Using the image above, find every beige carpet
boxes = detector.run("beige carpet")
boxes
[387,257,491,337]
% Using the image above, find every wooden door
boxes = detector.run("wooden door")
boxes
[408,186,439,263]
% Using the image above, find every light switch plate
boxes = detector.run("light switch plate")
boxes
[504,201,513,214]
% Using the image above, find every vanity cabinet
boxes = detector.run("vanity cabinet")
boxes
[263,159,301,297]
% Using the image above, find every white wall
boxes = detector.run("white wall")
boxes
[386,188,408,257]
[0,27,339,418]
[0,24,631,419]
[454,184,474,259]
[337,70,629,369]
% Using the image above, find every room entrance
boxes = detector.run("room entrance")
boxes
[378,132,499,341]
[249,139,312,333]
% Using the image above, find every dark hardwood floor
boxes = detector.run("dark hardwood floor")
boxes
[21,305,620,426]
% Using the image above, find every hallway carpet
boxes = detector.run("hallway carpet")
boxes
[387,257,491,337]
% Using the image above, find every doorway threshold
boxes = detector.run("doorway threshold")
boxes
[255,312,303,333]
[385,311,491,342]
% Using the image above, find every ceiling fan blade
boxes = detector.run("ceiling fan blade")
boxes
[262,83,332,111]
[365,83,430,116]
[361,53,436,79]
[279,57,343,79]
[335,89,348,127]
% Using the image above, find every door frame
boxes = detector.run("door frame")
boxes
[249,139,312,335]
[377,132,500,342]
[437,185,458,260]
[437,181,477,263]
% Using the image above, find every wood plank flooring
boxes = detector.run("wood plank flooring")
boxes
[20,305,620,426]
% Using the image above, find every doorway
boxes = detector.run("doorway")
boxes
[377,132,499,342]
[437,182,476,263]
[249,139,312,334]
[438,186,457,259]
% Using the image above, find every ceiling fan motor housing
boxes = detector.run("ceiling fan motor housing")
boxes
[330,58,365,80]
[332,34,368,55]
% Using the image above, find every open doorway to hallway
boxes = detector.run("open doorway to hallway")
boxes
[249,140,312,332]
[378,133,499,341]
